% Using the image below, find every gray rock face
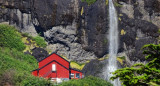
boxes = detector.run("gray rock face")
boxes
[44,22,96,62]
[78,0,109,58]
[117,0,160,62]
[0,0,160,63]
[0,0,109,61]
[32,47,49,61]
[82,59,123,79]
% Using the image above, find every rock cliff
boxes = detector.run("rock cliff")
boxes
[0,0,160,64]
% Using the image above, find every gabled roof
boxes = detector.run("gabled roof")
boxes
[33,60,70,72]
[38,52,70,63]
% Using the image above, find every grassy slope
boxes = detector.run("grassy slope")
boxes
[59,76,113,86]
[0,24,52,86]
[0,24,112,86]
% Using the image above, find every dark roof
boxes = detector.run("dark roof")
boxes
[38,52,70,63]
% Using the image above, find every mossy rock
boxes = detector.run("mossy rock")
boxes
[70,61,86,70]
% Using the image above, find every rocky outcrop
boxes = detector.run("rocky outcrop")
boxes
[0,0,160,63]
[44,22,96,62]
[117,0,160,62]
[78,0,109,58]
[32,47,49,61]
[82,59,123,79]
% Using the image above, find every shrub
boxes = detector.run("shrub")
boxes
[111,44,160,86]
[0,70,16,86]
[0,24,26,51]
[20,73,54,86]
[59,76,113,86]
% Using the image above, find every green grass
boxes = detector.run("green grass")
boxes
[33,36,47,48]
[22,33,47,48]
[0,24,53,86]
[59,76,113,86]
[81,0,97,5]
[0,24,26,51]
[0,47,53,85]
[0,24,112,86]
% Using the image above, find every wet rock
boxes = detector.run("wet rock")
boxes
[78,0,109,58]
[82,59,123,79]
[32,47,49,61]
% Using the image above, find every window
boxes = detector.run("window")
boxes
[71,73,74,78]
[82,74,84,78]
[76,73,80,78]
[52,64,56,72]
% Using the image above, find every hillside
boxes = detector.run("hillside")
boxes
[0,0,160,85]
[0,24,112,86]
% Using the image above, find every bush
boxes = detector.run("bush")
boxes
[20,73,54,86]
[111,44,160,86]
[59,76,113,86]
[0,24,26,51]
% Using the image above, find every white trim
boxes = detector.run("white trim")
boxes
[52,64,56,71]
[71,73,74,78]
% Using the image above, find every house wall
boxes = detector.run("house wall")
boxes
[70,69,83,79]
[38,61,69,79]
[39,54,69,69]
[32,70,38,76]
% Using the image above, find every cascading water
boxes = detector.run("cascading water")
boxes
[104,0,121,86]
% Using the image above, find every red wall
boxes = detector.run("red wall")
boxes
[39,54,69,69]
[32,53,84,80]
[38,61,69,78]
[32,70,38,76]
[70,69,83,79]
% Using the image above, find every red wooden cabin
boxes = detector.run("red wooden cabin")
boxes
[32,53,84,83]
[70,68,84,79]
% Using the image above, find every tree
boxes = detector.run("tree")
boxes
[110,44,160,86]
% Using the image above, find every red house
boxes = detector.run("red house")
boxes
[32,53,84,83]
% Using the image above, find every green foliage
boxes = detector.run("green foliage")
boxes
[0,47,37,73]
[33,36,47,48]
[21,33,34,39]
[111,44,160,86]
[114,2,123,7]
[20,74,54,86]
[0,47,53,85]
[81,0,97,5]
[22,33,47,48]
[0,24,26,51]
[59,76,113,86]
[158,29,160,34]
[0,24,52,85]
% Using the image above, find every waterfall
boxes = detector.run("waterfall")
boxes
[105,0,121,86]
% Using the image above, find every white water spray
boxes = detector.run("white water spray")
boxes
[105,0,121,86]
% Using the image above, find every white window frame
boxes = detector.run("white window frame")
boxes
[71,73,74,78]
[52,64,56,72]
